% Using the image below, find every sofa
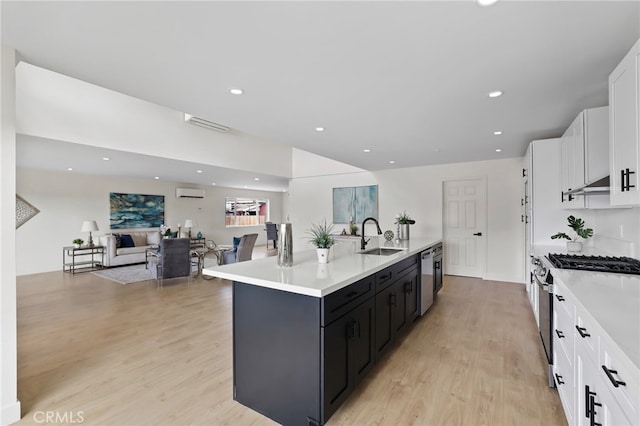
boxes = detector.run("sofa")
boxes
[99,230,162,267]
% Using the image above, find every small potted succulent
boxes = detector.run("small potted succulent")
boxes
[395,212,416,240]
[307,220,335,263]
[551,215,593,252]
[72,238,84,249]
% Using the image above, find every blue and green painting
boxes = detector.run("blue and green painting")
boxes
[332,185,378,224]
[110,193,165,229]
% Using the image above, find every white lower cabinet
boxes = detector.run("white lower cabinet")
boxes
[553,281,638,426]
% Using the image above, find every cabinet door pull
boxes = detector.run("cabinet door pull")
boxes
[434,261,441,270]
[389,293,397,307]
[404,281,412,294]
[627,168,636,190]
[555,294,565,302]
[576,325,591,338]
[345,291,359,299]
[590,392,602,426]
[555,330,565,339]
[602,365,626,387]
[621,169,627,192]
[354,321,360,340]
[554,373,565,385]
[379,273,391,281]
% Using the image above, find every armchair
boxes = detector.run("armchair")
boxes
[148,238,192,285]
[222,233,258,265]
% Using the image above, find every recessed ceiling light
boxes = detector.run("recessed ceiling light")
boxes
[244,186,248,189]
[494,131,503,135]
[389,160,395,164]
[102,157,110,161]
[254,177,260,181]
[495,149,502,152]
[363,149,371,153]
[67,167,73,171]
[489,90,503,98]
[230,88,243,95]
[196,170,203,173]
[211,182,216,186]
[434,148,440,152]
[154,176,160,180]
[477,0,499,6]
[315,127,325,132]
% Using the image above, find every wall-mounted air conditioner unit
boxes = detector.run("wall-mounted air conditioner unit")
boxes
[184,113,229,133]
[176,188,205,199]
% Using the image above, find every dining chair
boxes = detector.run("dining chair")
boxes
[222,233,258,264]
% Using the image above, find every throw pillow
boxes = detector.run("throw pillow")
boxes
[120,234,135,248]
[114,234,122,248]
[233,236,241,252]
[130,233,147,247]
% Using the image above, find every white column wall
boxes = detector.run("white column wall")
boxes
[0,44,21,426]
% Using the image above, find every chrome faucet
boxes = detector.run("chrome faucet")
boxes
[361,217,382,250]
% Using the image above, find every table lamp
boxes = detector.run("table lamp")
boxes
[81,220,99,247]
[184,219,195,238]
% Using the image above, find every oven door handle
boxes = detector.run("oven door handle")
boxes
[534,274,553,293]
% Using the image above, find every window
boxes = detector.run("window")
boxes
[225,197,269,227]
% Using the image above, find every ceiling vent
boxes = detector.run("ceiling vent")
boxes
[176,188,205,199]
[184,113,229,133]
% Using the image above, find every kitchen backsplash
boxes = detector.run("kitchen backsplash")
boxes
[590,207,640,259]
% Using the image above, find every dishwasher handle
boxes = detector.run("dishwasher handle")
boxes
[421,250,432,259]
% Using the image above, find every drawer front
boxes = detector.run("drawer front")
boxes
[375,268,394,292]
[554,303,574,367]
[554,285,574,321]
[394,254,418,277]
[322,276,375,326]
[599,344,640,424]
[575,311,598,364]
[553,341,575,425]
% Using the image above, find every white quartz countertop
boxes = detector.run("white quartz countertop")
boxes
[551,267,640,370]
[203,237,441,297]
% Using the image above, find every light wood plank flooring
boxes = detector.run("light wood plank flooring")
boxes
[15,252,565,425]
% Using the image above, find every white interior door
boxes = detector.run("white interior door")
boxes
[443,178,487,278]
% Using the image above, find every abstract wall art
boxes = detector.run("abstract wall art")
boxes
[110,192,165,229]
[332,185,378,224]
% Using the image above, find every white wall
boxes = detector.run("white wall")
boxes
[1,45,21,426]
[288,157,525,283]
[16,168,284,276]
[590,207,640,259]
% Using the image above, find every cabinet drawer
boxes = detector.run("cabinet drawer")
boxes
[322,276,374,326]
[375,268,394,292]
[553,341,575,425]
[394,254,418,277]
[554,303,574,367]
[575,310,598,364]
[554,286,574,320]
[599,343,640,424]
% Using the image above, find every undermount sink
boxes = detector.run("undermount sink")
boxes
[359,247,407,256]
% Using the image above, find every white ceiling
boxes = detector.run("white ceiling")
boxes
[3,1,640,188]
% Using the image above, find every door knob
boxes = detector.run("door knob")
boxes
[473,232,482,236]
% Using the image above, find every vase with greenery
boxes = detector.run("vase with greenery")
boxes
[551,215,593,252]
[307,220,335,263]
[395,211,416,240]
[72,238,84,248]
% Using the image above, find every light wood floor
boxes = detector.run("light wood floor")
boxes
[15,250,566,425]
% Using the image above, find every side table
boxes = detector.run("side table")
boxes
[63,245,105,274]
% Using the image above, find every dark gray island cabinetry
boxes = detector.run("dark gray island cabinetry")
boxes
[232,253,421,426]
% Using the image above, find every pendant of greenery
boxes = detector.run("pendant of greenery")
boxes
[551,215,594,241]
[308,220,335,249]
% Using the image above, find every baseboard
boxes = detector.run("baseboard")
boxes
[1,400,21,426]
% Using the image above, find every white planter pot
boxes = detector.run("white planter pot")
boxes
[317,248,330,263]
[567,241,582,252]
[73,243,81,249]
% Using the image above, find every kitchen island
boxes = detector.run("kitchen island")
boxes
[203,237,441,426]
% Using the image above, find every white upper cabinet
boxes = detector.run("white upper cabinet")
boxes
[609,38,640,206]
[560,107,609,209]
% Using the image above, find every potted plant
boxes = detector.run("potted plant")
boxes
[551,215,593,252]
[307,220,335,263]
[395,211,416,240]
[72,238,84,249]
[349,223,359,236]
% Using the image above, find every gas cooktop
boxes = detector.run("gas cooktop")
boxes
[547,253,640,275]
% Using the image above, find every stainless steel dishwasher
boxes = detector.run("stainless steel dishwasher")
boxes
[420,248,434,315]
